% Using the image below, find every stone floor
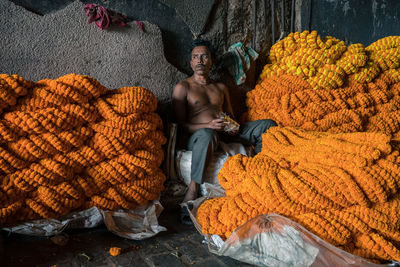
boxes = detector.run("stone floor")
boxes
[1,197,252,267]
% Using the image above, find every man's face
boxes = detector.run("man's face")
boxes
[190,46,212,75]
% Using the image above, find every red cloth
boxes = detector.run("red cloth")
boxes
[135,21,144,32]
[84,4,127,30]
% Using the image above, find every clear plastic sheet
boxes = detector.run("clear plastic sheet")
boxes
[183,185,399,267]
[2,200,166,240]
[218,112,240,133]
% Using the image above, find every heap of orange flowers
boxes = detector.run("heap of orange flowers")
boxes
[247,72,400,136]
[260,31,400,89]
[247,32,400,136]
[198,32,400,262]
[197,126,400,262]
[0,73,166,224]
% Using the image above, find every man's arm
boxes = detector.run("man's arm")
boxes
[185,120,225,133]
[220,83,235,119]
[172,82,188,126]
[172,82,225,133]
[219,83,239,135]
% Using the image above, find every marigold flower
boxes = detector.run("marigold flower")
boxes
[0,74,166,225]
[197,127,400,262]
[249,32,400,138]
[109,247,122,256]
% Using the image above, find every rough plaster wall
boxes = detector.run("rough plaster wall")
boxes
[9,0,74,14]
[79,0,196,75]
[161,0,215,37]
[0,0,186,103]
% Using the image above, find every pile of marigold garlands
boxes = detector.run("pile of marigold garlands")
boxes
[247,31,400,135]
[197,127,400,262]
[197,31,400,263]
[0,73,166,224]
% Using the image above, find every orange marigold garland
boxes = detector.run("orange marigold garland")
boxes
[247,72,400,135]
[213,32,400,263]
[248,32,400,136]
[0,73,166,224]
[197,127,400,262]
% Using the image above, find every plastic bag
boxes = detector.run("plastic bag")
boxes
[183,185,399,267]
[2,200,166,240]
[176,143,251,196]
[218,112,240,133]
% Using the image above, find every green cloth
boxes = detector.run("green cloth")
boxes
[220,42,259,85]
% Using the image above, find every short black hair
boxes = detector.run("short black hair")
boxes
[190,39,215,59]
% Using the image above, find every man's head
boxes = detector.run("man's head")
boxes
[190,39,215,75]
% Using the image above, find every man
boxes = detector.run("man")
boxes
[172,39,277,223]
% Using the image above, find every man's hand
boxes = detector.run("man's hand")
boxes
[208,118,226,131]
[226,127,239,136]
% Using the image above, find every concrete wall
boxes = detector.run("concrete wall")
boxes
[9,0,211,75]
[6,0,296,74]
[1,0,298,119]
[4,0,398,113]
[0,0,186,103]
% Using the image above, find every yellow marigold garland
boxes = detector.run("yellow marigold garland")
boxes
[197,127,400,262]
[249,32,400,137]
[261,30,351,90]
[260,31,400,91]
[0,73,166,224]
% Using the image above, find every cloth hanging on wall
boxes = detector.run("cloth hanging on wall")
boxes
[218,42,259,85]
[84,3,127,30]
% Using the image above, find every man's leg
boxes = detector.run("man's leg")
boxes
[237,119,277,153]
[184,128,218,202]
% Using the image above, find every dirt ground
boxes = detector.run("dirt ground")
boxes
[1,197,252,267]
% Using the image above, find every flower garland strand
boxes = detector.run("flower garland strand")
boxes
[248,32,400,136]
[215,32,400,263]
[0,73,166,224]
[247,72,400,135]
[197,127,400,263]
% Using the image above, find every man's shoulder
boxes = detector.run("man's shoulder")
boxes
[172,79,191,99]
[174,79,190,92]
[213,81,228,91]
[174,78,191,89]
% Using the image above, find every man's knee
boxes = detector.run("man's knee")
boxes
[192,128,217,142]
[258,119,278,131]
[188,128,218,151]
[247,119,277,136]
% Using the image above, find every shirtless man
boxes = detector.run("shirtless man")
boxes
[172,39,277,220]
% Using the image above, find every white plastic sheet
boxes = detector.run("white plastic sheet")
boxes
[183,184,399,267]
[176,142,251,196]
[2,200,166,240]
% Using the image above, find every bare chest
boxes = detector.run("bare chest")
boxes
[187,85,223,107]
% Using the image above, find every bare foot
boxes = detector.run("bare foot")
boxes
[182,180,199,203]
